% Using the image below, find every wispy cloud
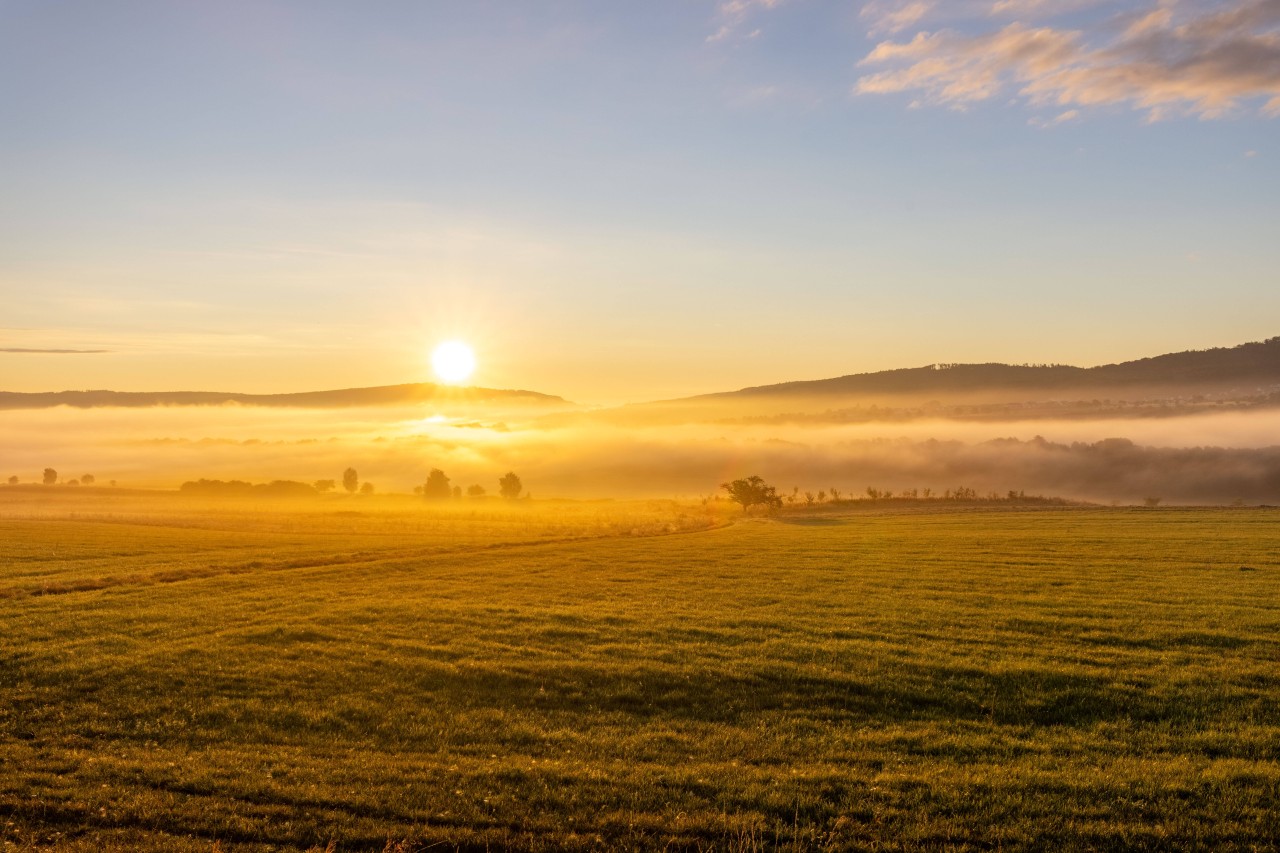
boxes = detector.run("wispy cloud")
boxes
[860,0,1105,35]
[1029,108,1081,127]
[0,348,111,354]
[855,0,1280,120]
[707,0,784,43]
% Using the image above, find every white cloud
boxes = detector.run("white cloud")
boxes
[855,0,1280,120]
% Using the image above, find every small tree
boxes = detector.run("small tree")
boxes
[804,491,816,506]
[467,484,486,497]
[314,479,336,494]
[81,474,95,485]
[830,488,841,502]
[360,482,374,495]
[451,485,462,499]
[499,472,522,500]
[720,476,782,513]
[342,467,358,494]
[7,476,16,485]
[43,468,57,485]
[423,468,451,500]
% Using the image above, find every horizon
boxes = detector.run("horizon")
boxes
[7,333,1279,408]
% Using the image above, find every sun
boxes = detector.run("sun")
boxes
[431,340,476,384]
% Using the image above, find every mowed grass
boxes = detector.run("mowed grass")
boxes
[2,492,1279,851]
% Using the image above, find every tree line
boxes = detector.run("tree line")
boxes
[720,476,1058,512]
[176,468,525,500]
[413,469,523,500]
[5,469,113,487]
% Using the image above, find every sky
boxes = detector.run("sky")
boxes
[2,0,1278,405]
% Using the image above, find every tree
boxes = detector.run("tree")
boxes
[81,474,95,485]
[720,476,782,513]
[498,471,522,500]
[6,476,16,486]
[360,482,374,495]
[451,485,462,499]
[343,468,358,494]
[423,468,451,500]
[43,468,57,485]
[314,479,336,494]
[467,484,486,497]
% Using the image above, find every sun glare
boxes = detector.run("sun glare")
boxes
[431,340,476,384]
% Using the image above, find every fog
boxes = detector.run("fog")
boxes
[5,402,1280,504]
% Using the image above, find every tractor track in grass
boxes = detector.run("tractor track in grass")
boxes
[1,517,738,601]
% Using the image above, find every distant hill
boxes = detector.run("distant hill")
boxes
[686,337,1280,402]
[0,383,572,410]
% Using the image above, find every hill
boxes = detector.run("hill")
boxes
[541,336,1280,427]
[691,337,1280,401]
[0,383,572,410]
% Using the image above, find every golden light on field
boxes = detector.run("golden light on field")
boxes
[431,341,476,384]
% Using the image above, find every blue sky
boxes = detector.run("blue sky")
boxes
[2,0,1277,403]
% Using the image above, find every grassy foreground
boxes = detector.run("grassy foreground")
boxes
[2,491,1279,851]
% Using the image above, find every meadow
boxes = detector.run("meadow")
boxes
[2,489,1279,851]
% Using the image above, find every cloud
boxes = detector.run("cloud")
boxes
[855,0,1280,120]
[860,0,1104,35]
[861,0,938,36]
[1029,107,1081,126]
[707,0,784,43]
[0,348,111,354]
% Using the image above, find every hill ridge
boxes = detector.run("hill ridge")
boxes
[684,336,1280,401]
[0,382,572,410]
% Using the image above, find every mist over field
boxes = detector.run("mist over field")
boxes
[7,402,1280,504]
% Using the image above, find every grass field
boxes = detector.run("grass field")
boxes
[2,489,1279,851]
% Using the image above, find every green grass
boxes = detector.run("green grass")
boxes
[2,492,1279,851]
